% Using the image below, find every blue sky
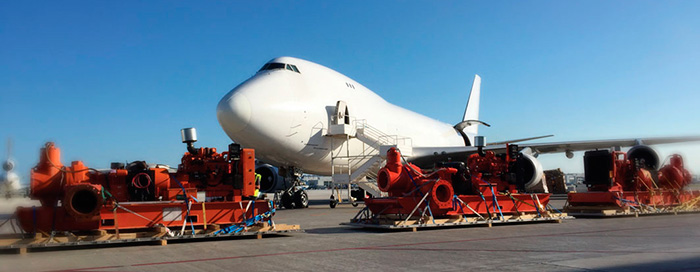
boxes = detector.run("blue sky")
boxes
[2,1,699,184]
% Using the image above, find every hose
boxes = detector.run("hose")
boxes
[131,173,152,189]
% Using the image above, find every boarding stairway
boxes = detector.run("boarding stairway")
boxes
[327,117,412,200]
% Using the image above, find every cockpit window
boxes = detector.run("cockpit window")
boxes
[259,63,286,71]
[258,62,301,73]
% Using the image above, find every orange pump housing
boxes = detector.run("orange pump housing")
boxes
[16,142,266,233]
[593,151,657,192]
[365,147,550,218]
[568,150,697,209]
[658,155,692,190]
[376,147,456,211]
[31,143,92,206]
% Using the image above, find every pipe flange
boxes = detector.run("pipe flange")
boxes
[64,184,104,221]
[430,179,455,210]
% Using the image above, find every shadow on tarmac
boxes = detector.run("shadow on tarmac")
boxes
[594,255,700,272]
[309,199,332,206]
[303,226,375,234]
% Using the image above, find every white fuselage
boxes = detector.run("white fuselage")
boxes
[217,57,465,175]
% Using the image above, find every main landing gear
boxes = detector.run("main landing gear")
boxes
[276,166,309,209]
[281,188,308,209]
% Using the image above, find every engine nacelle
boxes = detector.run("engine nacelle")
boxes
[628,145,660,170]
[517,153,545,191]
[255,164,287,193]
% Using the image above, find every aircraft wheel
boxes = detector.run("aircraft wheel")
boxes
[294,190,308,208]
[281,192,295,209]
[352,202,359,207]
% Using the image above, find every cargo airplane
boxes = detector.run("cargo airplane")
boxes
[216,57,699,205]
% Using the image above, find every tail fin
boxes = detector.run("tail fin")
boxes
[462,75,481,140]
[453,75,487,146]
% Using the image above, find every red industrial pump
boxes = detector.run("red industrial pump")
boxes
[567,148,699,211]
[658,155,693,190]
[363,146,552,220]
[16,129,270,233]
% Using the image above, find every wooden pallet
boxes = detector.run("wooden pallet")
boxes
[565,205,700,218]
[0,223,301,254]
[343,213,571,231]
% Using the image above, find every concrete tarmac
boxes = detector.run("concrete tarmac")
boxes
[1,190,699,272]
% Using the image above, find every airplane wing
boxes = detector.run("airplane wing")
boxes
[408,136,700,168]
[486,135,554,146]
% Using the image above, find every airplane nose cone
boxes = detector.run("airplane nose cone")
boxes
[217,92,252,133]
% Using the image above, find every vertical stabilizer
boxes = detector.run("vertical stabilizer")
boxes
[462,75,481,141]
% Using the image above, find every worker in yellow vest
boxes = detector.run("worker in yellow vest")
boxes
[254,173,262,198]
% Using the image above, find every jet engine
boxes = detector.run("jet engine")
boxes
[516,153,545,192]
[255,164,308,209]
[255,164,286,193]
[627,145,660,170]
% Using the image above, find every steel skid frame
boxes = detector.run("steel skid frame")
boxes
[348,190,570,229]
[15,199,273,233]
[566,189,700,217]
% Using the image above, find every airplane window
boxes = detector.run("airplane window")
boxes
[258,63,285,72]
[265,63,286,70]
[257,62,299,73]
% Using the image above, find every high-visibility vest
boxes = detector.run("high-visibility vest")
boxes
[254,174,262,197]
